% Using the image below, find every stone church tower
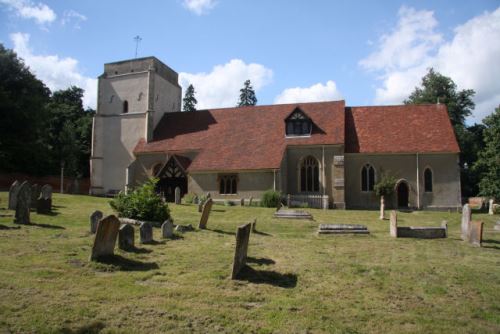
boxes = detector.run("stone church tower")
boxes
[90,57,182,195]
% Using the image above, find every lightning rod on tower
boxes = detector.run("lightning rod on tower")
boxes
[133,35,142,58]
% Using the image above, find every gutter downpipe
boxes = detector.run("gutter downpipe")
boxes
[273,169,276,191]
[416,152,420,209]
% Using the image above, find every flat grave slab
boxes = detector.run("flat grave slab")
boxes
[318,224,369,234]
[274,209,313,220]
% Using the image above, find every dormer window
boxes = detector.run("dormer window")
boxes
[285,108,312,137]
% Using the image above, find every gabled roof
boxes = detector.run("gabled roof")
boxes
[345,104,460,154]
[134,101,346,171]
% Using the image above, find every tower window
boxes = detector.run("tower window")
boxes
[300,156,320,192]
[361,164,375,192]
[123,100,128,113]
[424,168,433,192]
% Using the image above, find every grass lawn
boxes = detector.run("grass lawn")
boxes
[0,192,499,333]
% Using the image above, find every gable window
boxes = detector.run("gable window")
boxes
[361,164,375,192]
[123,100,129,113]
[424,168,433,192]
[285,109,312,136]
[300,156,320,192]
[219,175,238,194]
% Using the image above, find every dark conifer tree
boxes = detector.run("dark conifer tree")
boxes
[237,80,257,107]
[182,84,197,112]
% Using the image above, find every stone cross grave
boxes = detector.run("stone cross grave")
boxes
[37,184,53,214]
[14,181,31,224]
[89,210,103,234]
[90,215,120,261]
[161,219,174,238]
[198,198,213,229]
[231,222,252,279]
[175,187,181,204]
[8,180,20,210]
[30,184,40,209]
[140,222,153,244]
[461,204,471,241]
[468,221,484,247]
[118,224,135,250]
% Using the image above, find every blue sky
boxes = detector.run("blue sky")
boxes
[0,0,499,123]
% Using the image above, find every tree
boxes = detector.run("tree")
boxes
[237,79,257,107]
[182,84,197,112]
[473,106,500,200]
[374,173,397,220]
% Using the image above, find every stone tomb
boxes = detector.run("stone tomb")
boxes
[231,222,252,279]
[118,224,135,250]
[90,215,120,261]
[198,198,213,229]
[389,210,447,239]
[161,219,174,238]
[140,222,153,244]
[8,180,20,210]
[468,221,484,247]
[318,224,369,234]
[37,184,53,214]
[274,209,313,220]
[174,187,181,205]
[461,204,472,241]
[14,181,31,224]
[89,210,103,234]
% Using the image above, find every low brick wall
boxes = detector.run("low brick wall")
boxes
[0,173,90,194]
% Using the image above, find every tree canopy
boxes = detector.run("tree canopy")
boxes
[182,84,197,112]
[237,79,257,107]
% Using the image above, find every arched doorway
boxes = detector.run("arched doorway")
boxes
[155,156,189,202]
[396,181,409,208]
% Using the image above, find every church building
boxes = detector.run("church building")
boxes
[90,57,462,210]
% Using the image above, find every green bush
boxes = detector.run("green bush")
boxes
[183,192,197,204]
[110,178,170,223]
[260,189,282,208]
[374,173,397,197]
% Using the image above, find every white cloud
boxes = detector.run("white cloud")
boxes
[274,81,343,104]
[183,0,216,15]
[360,6,500,123]
[0,0,56,24]
[179,59,273,109]
[11,33,97,109]
[61,10,87,29]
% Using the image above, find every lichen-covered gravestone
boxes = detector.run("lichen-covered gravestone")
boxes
[37,184,53,214]
[468,221,484,247]
[175,187,181,205]
[89,210,103,234]
[30,184,40,209]
[118,224,135,250]
[461,204,471,241]
[8,180,20,210]
[140,222,153,244]
[161,219,173,238]
[389,210,398,237]
[14,181,31,224]
[231,222,252,279]
[248,197,253,206]
[90,215,120,261]
[240,198,245,206]
[198,198,213,229]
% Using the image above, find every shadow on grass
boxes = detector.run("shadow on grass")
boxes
[25,222,65,229]
[209,228,235,236]
[253,230,271,237]
[123,246,152,254]
[0,224,21,230]
[140,240,166,246]
[52,205,67,209]
[246,256,275,265]
[0,214,13,217]
[95,255,159,271]
[236,265,297,288]
[482,239,500,250]
[212,209,226,213]
[57,321,105,334]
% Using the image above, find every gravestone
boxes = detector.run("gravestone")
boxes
[461,204,471,241]
[248,197,253,206]
[37,184,53,214]
[30,184,40,209]
[489,199,494,215]
[8,180,20,210]
[193,195,199,204]
[390,210,398,237]
[198,198,213,229]
[287,194,291,207]
[89,210,103,234]
[118,224,135,250]
[231,222,252,279]
[140,222,153,244]
[198,201,204,213]
[14,181,31,224]
[90,215,120,261]
[251,218,257,232]
[240,198,245,206]
[441,220,448,238]
[206,192,211,199]
[175,187,181,205]
[161,219,174,238]
[468,221,484,247]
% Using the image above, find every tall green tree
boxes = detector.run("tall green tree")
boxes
[237,79,257,107]
[473,107,500,200]
[182,84,197,112]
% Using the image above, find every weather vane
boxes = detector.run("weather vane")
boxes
[134,35,142,58]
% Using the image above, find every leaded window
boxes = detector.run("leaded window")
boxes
[361,164,375,192]
[219,175,238,194]
[300,156,320,192]
[286,109,312,136]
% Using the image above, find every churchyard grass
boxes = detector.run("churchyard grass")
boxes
[0,192,499,333]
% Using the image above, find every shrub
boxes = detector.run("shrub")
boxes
[260,189,282,208]
[374,173,397,198]
[110,178,170,223]
[183,192,197,204]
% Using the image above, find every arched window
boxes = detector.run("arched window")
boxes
[361,164,375,191]
[300,156,320,192]
[424,168,433,192]
[123,100,128,113]
[219,175,238,194]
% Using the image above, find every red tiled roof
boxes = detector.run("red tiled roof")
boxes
[345,104,460,154]
[134,101,346,171]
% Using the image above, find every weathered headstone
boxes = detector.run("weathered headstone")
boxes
[389,210,397,237]
[441,220,448,238]
[193,195,199,204]
[379,196,385,220]
[251,218,257,232]
[287,194,291,208]
[240,198,245,206]
[198,201,204,213]
[8,180,20,210]
[175,187,181,205]
[161,219,174,238]
[37,184,53,214]
[489,199,494,215]
[139,221,153,244]
[90,215,120,261]
[118,224,135,250]
[461,204,471,241]
[198,198,213,229]
[14,181,31,224]
[248,196,253,206]
[231,222,252,279]
[89,210,103,234]
[206,192,211,199]
[468,221,484,247]
[30,184,40,209]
